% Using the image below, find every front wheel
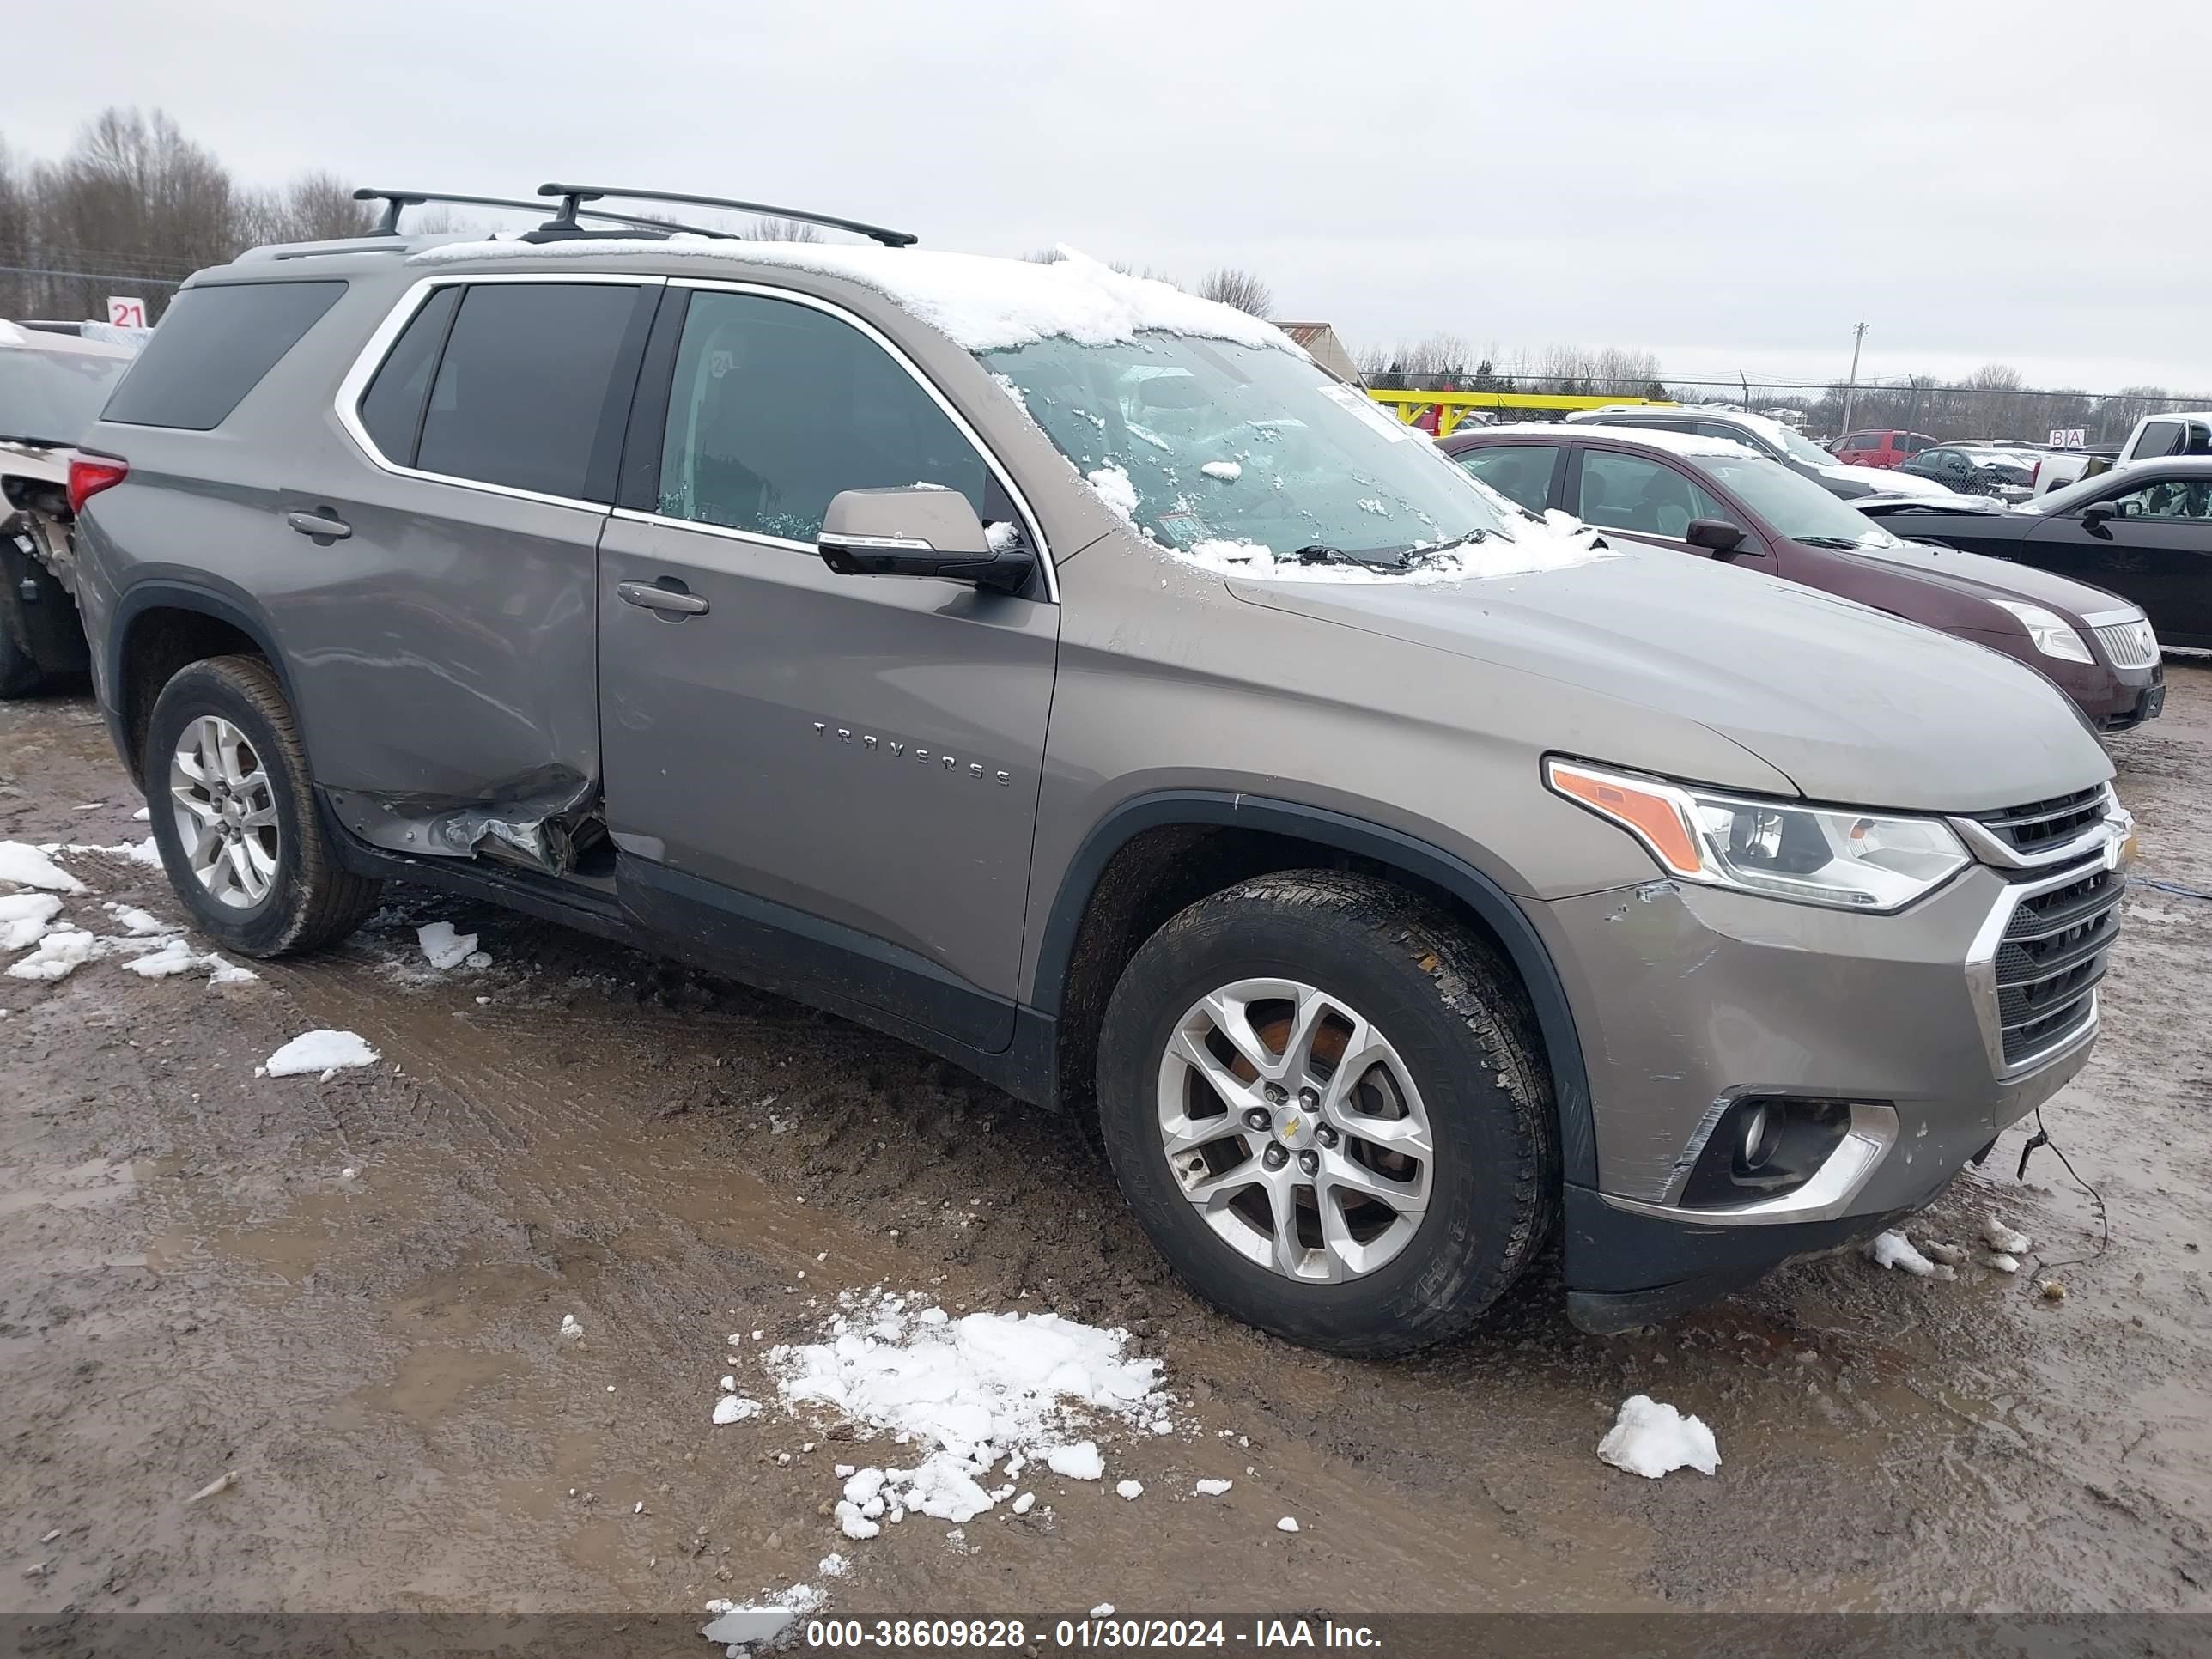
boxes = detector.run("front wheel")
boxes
[143,654,383,957]
[1095,870,1559,1358]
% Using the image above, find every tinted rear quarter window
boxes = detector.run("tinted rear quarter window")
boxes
[414,283,651,501]
[102,280,347,430]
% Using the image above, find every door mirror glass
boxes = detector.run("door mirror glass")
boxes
[1686,517,1748,555]
[818,487,1034,592]
[2079,498,2118,523]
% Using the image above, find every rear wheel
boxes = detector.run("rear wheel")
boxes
[143,654,382,957]
[1095,870,1558,1357]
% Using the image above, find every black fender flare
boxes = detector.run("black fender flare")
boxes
[106,578,303,771]
[1030,792,1596,1187]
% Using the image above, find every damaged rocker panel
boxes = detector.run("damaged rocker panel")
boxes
[325,764,605,874]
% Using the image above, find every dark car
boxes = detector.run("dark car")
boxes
[1899,444,2038,501]
[1858,457,2212,650]
[1443,424,2165,730]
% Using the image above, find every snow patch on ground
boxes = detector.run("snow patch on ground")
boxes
[0,842,88,893]
[1200,460,1242,482]
[754,1291,1166,1544]
[1597,1395,1720,1480]
[261,1030,380,1078]
[1194,1478,1233,1496]
[701,1575,828,1650]
[6,928,97,981]
[416,921,480,971]
[1,893,64,950]
[1982,1216,2033,1255]
[126,939,204,978]
[713,1395,763,1426]
[103,903,170,937]
[1867,1231,1954,1278]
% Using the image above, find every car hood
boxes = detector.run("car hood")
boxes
[1823,462,1951,496]
[1228,540,2110,813]
[1844,538,2136,618]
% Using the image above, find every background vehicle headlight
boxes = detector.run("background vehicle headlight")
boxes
[1992,600,2093,663]
[1547,760,1970,912]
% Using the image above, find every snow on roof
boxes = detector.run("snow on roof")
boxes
[409,237,1302,356]
[1477,421,1761,461]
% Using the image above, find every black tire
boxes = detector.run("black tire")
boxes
[0,553,43,698]
[1095,870,1558,1358]
[143,654,383,957]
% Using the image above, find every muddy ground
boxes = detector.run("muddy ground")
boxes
[2,668,2209,1625]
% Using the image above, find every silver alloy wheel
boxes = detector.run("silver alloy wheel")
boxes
[1155,977,1434,1283]
[168,714,280,910]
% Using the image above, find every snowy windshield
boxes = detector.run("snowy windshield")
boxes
[0,345,127,446]
[977,336,1510,562]
[1697,454,1899,548]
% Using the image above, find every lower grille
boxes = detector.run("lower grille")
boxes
[1995,862,2122,1065]
[2093,617,2159,669]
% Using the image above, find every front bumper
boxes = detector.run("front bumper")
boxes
[1526,828,2120,1322]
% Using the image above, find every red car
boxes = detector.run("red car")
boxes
[1442,424,2165,730]
[1832,429,1941,470]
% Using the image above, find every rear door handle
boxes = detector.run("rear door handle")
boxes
[285,509,352,541]
[617,579,709,617]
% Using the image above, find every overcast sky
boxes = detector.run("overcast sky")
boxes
[9,1,2205,395]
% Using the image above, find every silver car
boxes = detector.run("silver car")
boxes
[62,191,2128,1353]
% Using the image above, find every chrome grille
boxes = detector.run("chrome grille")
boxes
[2093,617,2159,669]
[1972,786,2111,855]
[1994,862,2122,1066]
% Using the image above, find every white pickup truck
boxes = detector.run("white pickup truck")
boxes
[2033,410,2212,496]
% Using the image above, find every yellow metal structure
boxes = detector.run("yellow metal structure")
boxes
[1365,389,1675,437]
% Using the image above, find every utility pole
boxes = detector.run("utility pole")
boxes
[1838,320,1869,436]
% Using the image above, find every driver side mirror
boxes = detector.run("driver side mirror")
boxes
[1686,518,1750,558]
[2079,499,2120,532]
[818,487,1036,594]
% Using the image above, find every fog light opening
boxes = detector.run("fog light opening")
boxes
[1683,1097,1859,1209]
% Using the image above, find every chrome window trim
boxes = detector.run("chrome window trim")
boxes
[633,276,1058,603]
[1964,834,2125,1079]
[332,270,667,514]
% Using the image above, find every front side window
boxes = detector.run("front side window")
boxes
[413,283,647,501]
[1577,451,1728,539]
[980,333,1509,561]
[2103,477,2212,520]
[2134,420,2181,459]
[657,290,988,543]
[1454,445,1557,514]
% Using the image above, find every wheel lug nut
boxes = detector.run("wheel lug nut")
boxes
[1316,1124,1339,1148]
[1298,1088,1318,1109]
[1261,1144,1288,1170]
[1263,1083,1286,1105]
[1243,1108,1271,1131]
[1297,1150,1319,1176]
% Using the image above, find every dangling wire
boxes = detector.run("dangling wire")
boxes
[2016,1105,2109,1283]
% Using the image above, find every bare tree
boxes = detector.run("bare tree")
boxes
[234,170,374,246]
[747,215,824,243]
[1199,267,1273,318]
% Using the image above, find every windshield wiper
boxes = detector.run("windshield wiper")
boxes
[1290,544,1412,572]
[1794,535,1864,550]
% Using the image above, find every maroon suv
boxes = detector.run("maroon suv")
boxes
[1442,424,2165,729]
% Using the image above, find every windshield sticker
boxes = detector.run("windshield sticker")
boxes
[1320,383,1417,442]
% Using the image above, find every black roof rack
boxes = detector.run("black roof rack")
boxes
[351,188,741,242]
[537,184,916,248]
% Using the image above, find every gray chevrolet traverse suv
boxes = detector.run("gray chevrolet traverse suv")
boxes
[64,187,2130,1353]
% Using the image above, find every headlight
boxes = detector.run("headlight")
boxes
[1547,760,1970,912]
[1992,600,2093,663]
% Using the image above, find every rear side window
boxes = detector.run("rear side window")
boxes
[102,280,346,430]
[357,284,460,465]
[413,283,651,501]
[2135,419,2181,459]
[655,289,988,542]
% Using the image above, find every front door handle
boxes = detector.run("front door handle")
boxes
[617,579,709,617]
[285,508,351,541]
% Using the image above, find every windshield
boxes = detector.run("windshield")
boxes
[976,336,1510,562]
[1768,422,1838,467]
[0,346,127,445]
[1698,453,1899,548]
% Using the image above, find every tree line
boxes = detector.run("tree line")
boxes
[0,109,373,323]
